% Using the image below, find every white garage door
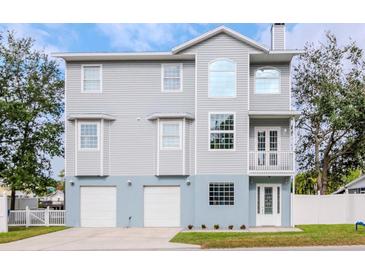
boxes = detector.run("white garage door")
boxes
[80,186,117,227]
[144,186,180,227]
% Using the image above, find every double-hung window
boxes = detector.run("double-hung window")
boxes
[79,122,99,150]
[162,64,182,92]
[82,65,102,93]
[160,121,182,150]
[209,113,235,150]
[255,67,280,94]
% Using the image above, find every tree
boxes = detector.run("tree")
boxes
[0,31,64,209]
[293,32,365,195]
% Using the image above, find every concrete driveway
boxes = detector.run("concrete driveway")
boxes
[0,227,200,251]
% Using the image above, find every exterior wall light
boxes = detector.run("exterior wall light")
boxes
[186,180,191,186]
[70,181,75,186]
[128,180,132,186]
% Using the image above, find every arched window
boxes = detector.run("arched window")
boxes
[209,59,236,97]
[255,67,280,94]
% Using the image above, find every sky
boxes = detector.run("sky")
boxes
[1,23,365,179]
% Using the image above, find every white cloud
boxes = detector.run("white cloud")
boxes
[256,23,365,50]
[96,23,206,51]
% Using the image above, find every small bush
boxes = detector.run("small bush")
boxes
[214,224,220,230]
[201,224,206,229]
[228,225,234,230]
[187,224,193,230]
[240,224,246,230]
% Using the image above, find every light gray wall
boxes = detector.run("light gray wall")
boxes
[181,33,261,174]
[249,118,291,151]
[249,64,290,111]
[65,60,195,177]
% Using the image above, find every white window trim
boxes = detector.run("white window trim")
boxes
[160,120,183,150]
[78,121,101,151]
[161,63,183,92]
[208,58,237,98]
[208,112,236,151]
[254,66,281,95]
[254,126,281,152]
[81,64,103,93]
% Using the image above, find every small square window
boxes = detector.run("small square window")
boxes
[209,183,234,205]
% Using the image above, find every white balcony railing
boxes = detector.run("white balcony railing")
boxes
[249,151,294,173]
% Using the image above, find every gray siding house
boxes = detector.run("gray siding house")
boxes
[54,23,301,228]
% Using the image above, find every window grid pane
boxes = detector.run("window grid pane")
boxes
[209,183,234,205]
[83,66,101,92]
[161,123,181,148]
[163,65,181,91]
[210,114,234,150]
[80,124,98,149]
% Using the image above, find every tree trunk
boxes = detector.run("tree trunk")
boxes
[10,187,16,210]
[314,125,322,194]
[321,159,330,195]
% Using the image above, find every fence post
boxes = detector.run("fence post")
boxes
[25,206,30,227]
[45,206,50,227]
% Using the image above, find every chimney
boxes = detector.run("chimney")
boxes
[271,23,285,50]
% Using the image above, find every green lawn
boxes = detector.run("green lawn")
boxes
[0,226,68,244]
[170,224,365,249]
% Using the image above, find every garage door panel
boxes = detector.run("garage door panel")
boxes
[144,186,180,227]
[80,187,117,227]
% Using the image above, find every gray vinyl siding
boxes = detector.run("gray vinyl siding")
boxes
[65,120,75,176]
[181,33,261,174]
[249,118,291,151]
[249,64,290,111]
[66,60,195,177]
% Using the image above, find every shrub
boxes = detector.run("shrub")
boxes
[188,224,193,230]
[228,225,234,230]
[214,224,220,230]
[240,224,246,230]
[201,224,206,229]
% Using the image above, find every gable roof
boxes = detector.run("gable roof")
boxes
[333,175,365,194]
[172,26,269,54]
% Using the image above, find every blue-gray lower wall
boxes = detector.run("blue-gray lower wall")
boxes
[65,174,291,228]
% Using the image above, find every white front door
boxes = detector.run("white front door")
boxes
[256,184,281,226]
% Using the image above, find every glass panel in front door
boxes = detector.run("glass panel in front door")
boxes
[269,130,278,166]
[257,131,266,166]
[264,187,273,214]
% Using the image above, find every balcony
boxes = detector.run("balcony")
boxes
[249,151,294,175]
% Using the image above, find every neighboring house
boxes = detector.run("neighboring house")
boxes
[333,175,365,194]
[40,190,65,209]
[53,23,301,228]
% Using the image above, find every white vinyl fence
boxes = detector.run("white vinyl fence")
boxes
[294,194,365,225]
[8,206,65,227]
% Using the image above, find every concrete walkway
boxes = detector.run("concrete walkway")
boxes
[0,227,200,251]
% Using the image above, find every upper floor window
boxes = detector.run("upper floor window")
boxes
[162,64,182,92]
[209,113,235,150]
[209,59,236,97]
[82,65,102,93]
[79,122,99,150]
[255,67,280,94]
[160,121,182,150]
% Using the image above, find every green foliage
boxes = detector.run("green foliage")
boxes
[0,30,64,199]
[293,32,365,194]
